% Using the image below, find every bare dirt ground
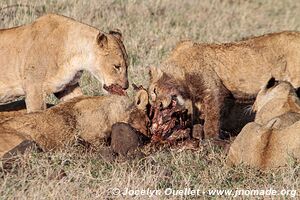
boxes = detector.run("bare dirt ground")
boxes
[0,0,299,199]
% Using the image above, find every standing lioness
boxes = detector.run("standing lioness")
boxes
[0,14,129,112]
[149,31,300,138]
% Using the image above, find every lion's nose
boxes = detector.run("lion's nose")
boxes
[123,80,129,90]
[159,102,163,109]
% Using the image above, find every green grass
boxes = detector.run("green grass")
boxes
[0,0,300,199]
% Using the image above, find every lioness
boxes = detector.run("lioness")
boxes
[149,31,300,138]
[0,89,149,157]
[252,77,300,126]
[227,78,300,169]
[0,14,129,112]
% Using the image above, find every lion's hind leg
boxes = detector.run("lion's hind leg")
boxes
[0,129,33,159]
[54,83,83,102]
[0,84,24,104]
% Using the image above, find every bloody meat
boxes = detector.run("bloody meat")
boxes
[149,99,192,143]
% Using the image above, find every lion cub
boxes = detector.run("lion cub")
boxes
[148,31,300,139]
[0,14,129,113]
[0,90,149,157]
[227,78,300,169]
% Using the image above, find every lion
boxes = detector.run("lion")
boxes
[0,13,129,113]
[252,77,300,126]
[0,89,149,158]
[227,78,300,169]
[149,31,300,138]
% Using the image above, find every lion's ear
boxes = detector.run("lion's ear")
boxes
[135,89,149,110]
[132,83,145,91]
[149,66,163,82]
[265,77,278,89]
[295,87,300,98]
[288,95,300,111]
[109,29,122,41]
[97,32,108,49]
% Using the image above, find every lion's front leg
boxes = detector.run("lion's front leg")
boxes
[202,92,225,139]
[25,84,46,113]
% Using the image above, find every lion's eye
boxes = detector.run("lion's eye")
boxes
[114,65,121,70]
[153,88,157,95]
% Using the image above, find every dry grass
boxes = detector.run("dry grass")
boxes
[1,144,299,199]
[0,0,300,199]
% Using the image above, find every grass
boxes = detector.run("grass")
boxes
[0,0,300,199]
[1,144,299,199]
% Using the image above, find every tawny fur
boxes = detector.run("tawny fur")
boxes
[253,79,300,125]
[0,14,129,113]
[0,90,149,157]
[149,31,300,138]
[227,79,300,169]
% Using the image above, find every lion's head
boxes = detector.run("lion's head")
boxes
[148,66,186,109]
[253,77,300,124]
[91,30,129,93]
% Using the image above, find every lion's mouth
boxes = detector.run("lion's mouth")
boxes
[103,84,127,96]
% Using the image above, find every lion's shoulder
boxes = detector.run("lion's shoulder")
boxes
[35,13,73,23]
[173,40,195,52]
